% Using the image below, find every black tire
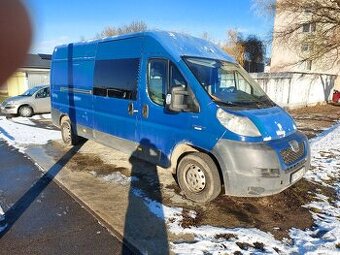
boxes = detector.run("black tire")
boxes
[19,105,33,117]
[177,152,221,203]
[60,117,80,146]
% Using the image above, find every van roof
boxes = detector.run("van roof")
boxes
[53,30,235,63]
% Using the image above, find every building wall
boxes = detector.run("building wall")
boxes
[27,71,50,88]
[251,72,336,109]
[6,72,28,96]
[1,69,50,97]
[270,3,340,90]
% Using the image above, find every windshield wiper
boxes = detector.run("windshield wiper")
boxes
[213,99,247,107]
[254,95,276,107]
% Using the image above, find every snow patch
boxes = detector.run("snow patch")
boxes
[0,205,7,233]
[168,32,176,38]
[305,123,340,185]
[131,187,185,233]
[263,136,272,141]
[141,123,340,254]
[95,171,138,186]
[0,205,4,221]
[275,122,286,137]
[0,115,60,152]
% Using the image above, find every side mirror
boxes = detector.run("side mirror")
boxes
[166,86,192,112]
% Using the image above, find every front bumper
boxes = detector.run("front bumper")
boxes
[0,105,19,115]
[212,131,311,197]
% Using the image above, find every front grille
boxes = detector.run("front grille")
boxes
[280,143,305,165]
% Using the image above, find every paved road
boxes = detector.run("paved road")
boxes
[0,140,134,255]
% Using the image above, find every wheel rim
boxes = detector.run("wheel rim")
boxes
[62,123,71,143]
[21,107,31,117]
[184,164,206,193]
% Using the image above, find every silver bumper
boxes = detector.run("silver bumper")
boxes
[212,134,311,197]
[0,105,19,115]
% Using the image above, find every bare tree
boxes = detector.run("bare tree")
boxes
[244,35,265,64]
[222,29,246,65]
[97,20,147,38]
[222,30,265,70]
[254,0,340,69]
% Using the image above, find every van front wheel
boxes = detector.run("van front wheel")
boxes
[60,117,80,146]
[177,152,221,203]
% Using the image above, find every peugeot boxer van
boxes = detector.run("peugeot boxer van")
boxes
[51,31,310,203]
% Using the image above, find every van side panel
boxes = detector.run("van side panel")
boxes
[51,43,97,135]
[93,38,143,145]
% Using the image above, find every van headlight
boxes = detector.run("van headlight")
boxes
[216,108,261,137]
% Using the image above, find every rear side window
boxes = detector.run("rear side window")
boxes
[93,58,140,100]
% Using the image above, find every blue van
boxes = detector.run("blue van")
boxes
[51,31,310,203]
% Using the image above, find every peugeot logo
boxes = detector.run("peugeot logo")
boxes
[289,140,300,153]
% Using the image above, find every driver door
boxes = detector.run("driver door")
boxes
[34,87,51,113]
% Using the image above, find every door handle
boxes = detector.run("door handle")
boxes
[142,104,149,118]
[128,103,134,115]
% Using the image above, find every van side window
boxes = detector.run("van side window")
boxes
[93,58,140,100]
[148,60,168,105]
[170,64,187,88]
[148,59,198,111]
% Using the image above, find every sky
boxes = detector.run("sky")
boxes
[24,0,274,55]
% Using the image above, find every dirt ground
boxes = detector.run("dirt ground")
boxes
[289,103,340,139]
[46,104,339,241]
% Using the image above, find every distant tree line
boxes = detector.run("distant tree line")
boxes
[96,20,266,72]
[96,20,147,38]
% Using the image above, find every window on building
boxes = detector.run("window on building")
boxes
[305,60,312,71]
[302,23,316,33]
[93,58,140,100]
[301,43,313,52]
[304,8,312,14]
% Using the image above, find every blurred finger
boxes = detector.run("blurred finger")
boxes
[0,0,32,87]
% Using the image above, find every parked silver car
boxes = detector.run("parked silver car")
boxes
[0,85,51,117]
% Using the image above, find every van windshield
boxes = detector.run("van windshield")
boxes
[184,57,275,108]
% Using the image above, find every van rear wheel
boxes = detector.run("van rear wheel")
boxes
[60,117,80,146]
[177,152,221,203]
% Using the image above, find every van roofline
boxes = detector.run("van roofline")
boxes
[53,30,236,64]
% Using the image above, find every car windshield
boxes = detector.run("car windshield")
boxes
[20,86,42,96]
[184,57,275,108]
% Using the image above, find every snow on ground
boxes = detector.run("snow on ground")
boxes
[101,123,340,254]
[0,114,60,152]
[0,205,7,233]
[90,171,139,186]
[0,112,339,253]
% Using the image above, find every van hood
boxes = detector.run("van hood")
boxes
[229,106,297,141]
